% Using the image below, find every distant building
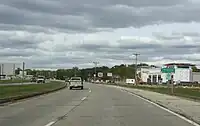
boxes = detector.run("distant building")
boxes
[0,63,20,79]
[163,63,195,68]
[138,66,162,84]
[138,63,194,84]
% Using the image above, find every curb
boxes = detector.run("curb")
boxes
[0,82,67,105]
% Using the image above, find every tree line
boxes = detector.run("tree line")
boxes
[15,63,200,80]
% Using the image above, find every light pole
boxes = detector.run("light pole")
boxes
[133,53,140,85]
[93,62,99,82]
[74,67,77,77]
[22,62,25,84]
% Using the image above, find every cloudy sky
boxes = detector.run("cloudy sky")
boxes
[0,0,200,69]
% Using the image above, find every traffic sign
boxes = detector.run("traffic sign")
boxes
[107,73,112,77]
[161,68,175,73]
[98,72,103,77]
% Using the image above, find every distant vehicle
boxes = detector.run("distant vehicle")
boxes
[69,77,83,90]
[36,76,45,83]
[31,77,37,82]
[65,78,70,82]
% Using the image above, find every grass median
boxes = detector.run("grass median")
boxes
[0,81,66,99]
[113,83,200,101]
[0,79,30,84]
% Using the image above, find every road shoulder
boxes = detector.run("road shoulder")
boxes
[106,84,200,125]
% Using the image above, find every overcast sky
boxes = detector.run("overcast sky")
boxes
[0,0,200,69]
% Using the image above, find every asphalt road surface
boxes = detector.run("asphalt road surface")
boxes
[0,83,196,126]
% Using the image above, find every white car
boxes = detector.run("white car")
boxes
[36,76,45,83]
[69,77,83,90]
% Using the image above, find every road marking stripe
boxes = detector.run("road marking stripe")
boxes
[123,89,200,126]
[44,121,55,126]
[81,97,87,101]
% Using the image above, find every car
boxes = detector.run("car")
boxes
[30,77,37,82]
[36,76,46,83]
[69,77,83,90]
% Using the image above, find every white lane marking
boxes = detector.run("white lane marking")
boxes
[44,121,56,126]
[81,97,87,101]
[44,89,90,126]
[123,89,200,126]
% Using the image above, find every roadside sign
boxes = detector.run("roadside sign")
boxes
[107,73,112,77]
[161,68,175,73]
[98,72,103,77]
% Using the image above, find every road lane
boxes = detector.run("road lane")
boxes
[0,86,90,126]
[54,83,195,126]
[0,83,197,126]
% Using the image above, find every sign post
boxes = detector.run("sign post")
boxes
[161,68,175,94]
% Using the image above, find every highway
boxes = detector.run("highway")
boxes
[0,83,195,126]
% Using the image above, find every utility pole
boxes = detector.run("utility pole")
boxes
[134,53,140,85]
[22,62,25,83]
[93,62,99,82]
[74,67,77,77]
[0,64,1,80]
[13,63,15,76]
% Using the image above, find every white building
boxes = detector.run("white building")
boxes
[0,63,16,75]
[138,66,163,84]
[138,63,193,84]
[162,63,193,83]
[192,72,200,83]
[0,63,22,79]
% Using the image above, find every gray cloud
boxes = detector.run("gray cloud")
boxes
[1,0,200,68]
[0,49,40,57]
[117,42,161,50]
[0,40,38,49]
[0,0,198,31]
[172,44,197,49]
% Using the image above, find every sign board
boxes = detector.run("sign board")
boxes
[126,79,135,84]
[107,73,112,77]
[98,72,103,77]
[161,68,175,73]
[19,71,27,76]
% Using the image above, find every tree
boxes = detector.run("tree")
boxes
[15,68,22,75]
[192,66,200,72]
[25,62,151,81]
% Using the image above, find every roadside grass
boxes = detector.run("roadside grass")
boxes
[0,79,30,84]
[112,83,200,100]
[0,81,66,99]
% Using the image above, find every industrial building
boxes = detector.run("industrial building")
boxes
[138,63,196,84]
[192,72,200,83]
[0,63,21,79]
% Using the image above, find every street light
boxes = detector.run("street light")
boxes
[133,53,140,85]
[93,62,99,82]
